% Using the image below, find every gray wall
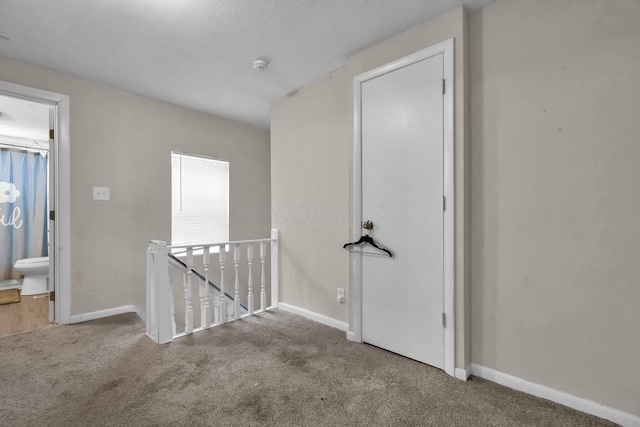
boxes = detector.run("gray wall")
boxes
[0,56,271,316]
[272,0,640,418]
[469,0,640,415]
[271,67,352,321]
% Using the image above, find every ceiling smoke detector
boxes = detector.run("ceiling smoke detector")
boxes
[253,59,268,72]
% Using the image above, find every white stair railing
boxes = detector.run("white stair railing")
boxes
[146,229,279,343]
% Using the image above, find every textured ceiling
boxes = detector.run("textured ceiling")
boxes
[0,0,494,130]
[0,94,50,144]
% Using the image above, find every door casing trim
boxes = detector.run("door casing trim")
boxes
[0,80,71,325]
[350,38,455,377]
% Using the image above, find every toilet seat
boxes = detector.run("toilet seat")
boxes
[14,257,49,269]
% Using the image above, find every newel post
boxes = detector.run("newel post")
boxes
[271,229,279,309]
[146,240,173,344]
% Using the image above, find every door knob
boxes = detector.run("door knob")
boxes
[362,220,373,230]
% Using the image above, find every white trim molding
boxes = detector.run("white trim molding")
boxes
[278,303,349,332]
[0,80,71,325]
[455,365,471,381]
[470,364,640,427]
[70,305,141,324]
[351,38,456,377]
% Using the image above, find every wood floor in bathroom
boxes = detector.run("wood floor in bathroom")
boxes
[0,293,52,336]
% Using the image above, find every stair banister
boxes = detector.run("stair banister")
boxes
[146,229,279,344]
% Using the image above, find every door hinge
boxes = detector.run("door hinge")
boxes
[49,291,55,301]
[442,79,445,95]
[49,211,55,221]
[442,312,446,327]
[49,129,54,139]
[442,196,446,211]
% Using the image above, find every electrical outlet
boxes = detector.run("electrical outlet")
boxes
[92,186,110,201]
[337,288,345,303]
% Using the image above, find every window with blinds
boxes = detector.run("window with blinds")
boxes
[171,152,229,246]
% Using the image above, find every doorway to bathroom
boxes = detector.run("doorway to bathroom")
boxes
[0,94,52,333]
[0,81,71,333]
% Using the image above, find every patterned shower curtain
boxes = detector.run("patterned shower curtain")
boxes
[0,148,48,281]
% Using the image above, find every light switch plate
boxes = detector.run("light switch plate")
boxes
[93,186,110,201]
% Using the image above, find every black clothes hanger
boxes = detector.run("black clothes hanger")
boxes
[343,220,393,258]
[343,234,393,257]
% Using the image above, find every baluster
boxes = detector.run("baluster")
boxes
[271,229,279,309]
[219,244,227,323]
[247,244,254,315]
[234,244,241,318]
[147,240,174,343]
[201,245,212,328]
[260,242,267,311]
[184,247,194,334]
[168,269,177,338]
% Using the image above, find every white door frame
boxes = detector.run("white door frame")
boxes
[0,80,72,325]
[349,38,455,377]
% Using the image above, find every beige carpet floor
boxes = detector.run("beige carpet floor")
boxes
[0,310,617,426]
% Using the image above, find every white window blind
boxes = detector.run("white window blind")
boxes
[171,152,229,246]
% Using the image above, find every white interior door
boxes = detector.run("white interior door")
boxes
[361,53,444,368]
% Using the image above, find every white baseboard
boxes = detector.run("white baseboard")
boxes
[70,305,141,324]
[278,302,349,332]
[455,365,471,381]
[470,363,640,427]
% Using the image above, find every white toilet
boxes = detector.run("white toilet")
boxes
[14,257,50,295]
